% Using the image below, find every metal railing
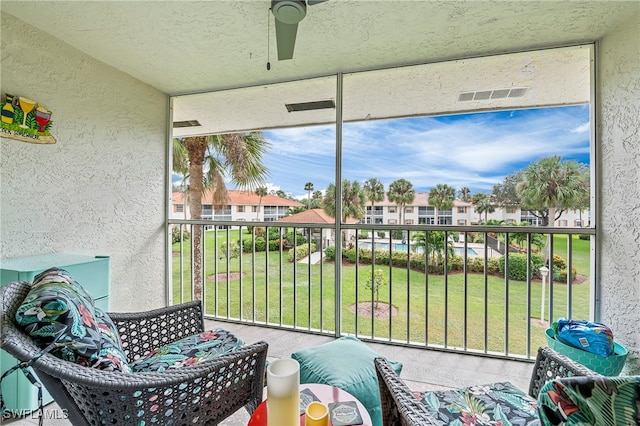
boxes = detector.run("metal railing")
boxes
[168,219,595,360]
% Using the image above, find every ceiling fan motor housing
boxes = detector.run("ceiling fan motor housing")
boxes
[272,0,307,24]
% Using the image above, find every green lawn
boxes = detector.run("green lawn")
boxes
[171,230,591,355]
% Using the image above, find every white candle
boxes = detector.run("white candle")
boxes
[267,359,300,426]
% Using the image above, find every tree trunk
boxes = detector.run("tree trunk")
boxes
[184,136,208,301]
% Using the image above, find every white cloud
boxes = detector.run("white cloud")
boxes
[256,106,590,195]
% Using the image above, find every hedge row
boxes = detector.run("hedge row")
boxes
[334,248,577,282]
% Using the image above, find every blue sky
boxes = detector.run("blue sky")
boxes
[260,105,590,198]
[172,105,591,199]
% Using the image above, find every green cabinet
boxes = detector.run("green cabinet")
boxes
[0,253,111,413]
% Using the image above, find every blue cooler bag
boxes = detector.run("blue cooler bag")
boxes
[553,318,614,357]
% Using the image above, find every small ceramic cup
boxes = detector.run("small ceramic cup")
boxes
[305,401,329,426]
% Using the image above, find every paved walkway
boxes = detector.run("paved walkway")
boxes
[298,250,325,264]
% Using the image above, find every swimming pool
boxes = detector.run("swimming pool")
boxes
[359,242,479,257]
[454,246,479,256]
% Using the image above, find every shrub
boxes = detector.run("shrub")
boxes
[254,237,267,252]
[377,231,386,238]
[269,238,287,251]
[325,246,335,261]
[359,230,369,239]
[171,227,190,244]
[498,253,544,281]
[287,242,317,262]
[254,227,266,237]
[578,234,590,240]
[284,231,307,246]
[551,254,567,270]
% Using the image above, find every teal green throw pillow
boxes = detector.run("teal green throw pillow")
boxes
[291,336,402,426]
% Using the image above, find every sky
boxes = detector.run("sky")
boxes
[172,105,591,199]
[260,105,591,198]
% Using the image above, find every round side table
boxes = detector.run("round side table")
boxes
[248,383,372,426]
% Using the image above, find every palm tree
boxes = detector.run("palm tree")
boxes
[516,155,588,263]
[304,182,314,210]
[387,179,415,225]
[363,178,385,225]
[428,183,456,225]
[310,190,324,209]
[472,192,495,223]
[458,187,471,202]
[516,156,589,227]
[323,180,367,247]
[172,138,190,220]
[255,186,268,220]
[174,132,270,300]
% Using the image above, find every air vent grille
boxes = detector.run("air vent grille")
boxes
[173,120,202,128]
[458,87,528,102]
[285,99,335,112]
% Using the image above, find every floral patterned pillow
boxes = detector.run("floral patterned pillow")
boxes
[15,268,131,372]
[129,328,243,372]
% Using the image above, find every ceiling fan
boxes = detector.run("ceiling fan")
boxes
[271,0,329,60]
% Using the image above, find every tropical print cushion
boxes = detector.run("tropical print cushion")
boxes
[129,328,243,372]
[416,381,540,426]
[537,375,640,425]
[15,268,131,372]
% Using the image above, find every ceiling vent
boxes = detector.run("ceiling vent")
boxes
[285,99,335,112]
[457,87,528,102]
[173,120,201,128]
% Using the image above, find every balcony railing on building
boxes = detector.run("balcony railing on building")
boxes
[169,219,594,360]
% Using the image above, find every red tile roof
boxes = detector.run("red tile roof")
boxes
[172,190,303,207]
[274,209,359,224]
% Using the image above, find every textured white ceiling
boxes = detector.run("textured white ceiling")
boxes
[2,1,636,96]
[3,1,635,136]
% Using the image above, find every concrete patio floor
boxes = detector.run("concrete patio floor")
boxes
[5,320,536,425]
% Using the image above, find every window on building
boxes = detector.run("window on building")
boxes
[405,207,413,213]
[252,206,259,212]
[237,205,244,213]
[389,206,396,213]
[388,219,397,224]
[405,219,414,225]
[175,204,184,213]
[506,207,516,214]
[457,219,466,225]
[458,207,466,213]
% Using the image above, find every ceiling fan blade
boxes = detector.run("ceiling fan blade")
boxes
[274,19,299,60]
[307,0,329,4]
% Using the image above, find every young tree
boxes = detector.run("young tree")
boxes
[174,132,269,300]
[387,178,415,225]
[428,183,456,225]
[365,269,388,308]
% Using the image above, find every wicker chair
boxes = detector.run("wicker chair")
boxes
[375,346,600,426]
[1,281,268,426]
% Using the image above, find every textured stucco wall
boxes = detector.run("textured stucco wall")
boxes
[0,13,167,311]
[598,11,640,374]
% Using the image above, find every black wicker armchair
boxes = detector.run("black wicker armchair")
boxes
[375,346,600,426]
[1,281,268,426]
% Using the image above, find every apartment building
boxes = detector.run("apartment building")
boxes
[171,190,303,222]
[364,192,589,227]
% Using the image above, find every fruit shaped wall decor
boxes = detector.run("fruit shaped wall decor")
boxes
[1,93,56,144]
